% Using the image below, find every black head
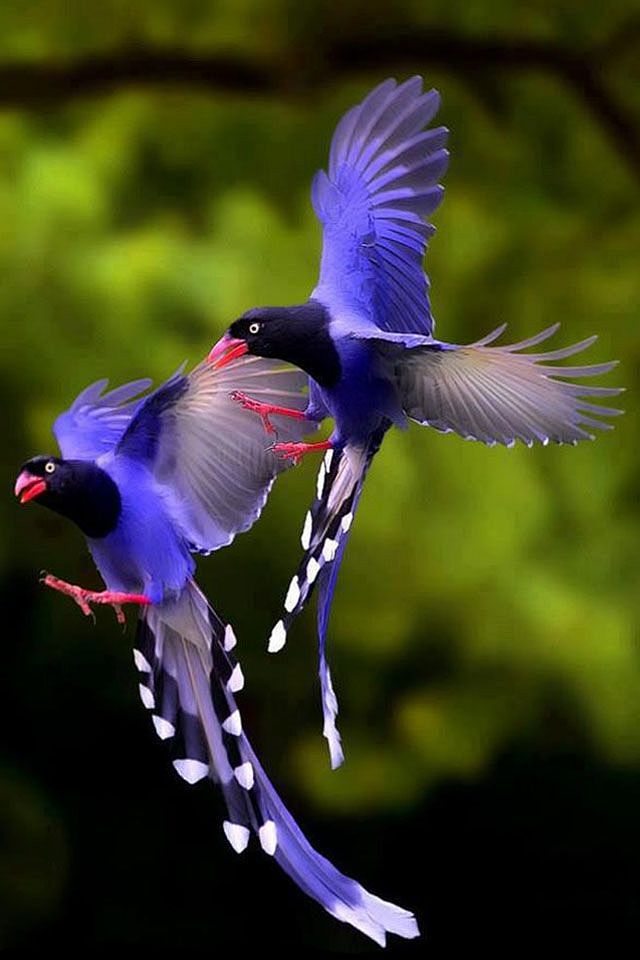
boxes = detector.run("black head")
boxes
[211,301,341,388]
[15,455,121,538]
[229,306,310,359]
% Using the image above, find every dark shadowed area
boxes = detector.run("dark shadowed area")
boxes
[1,2,638,955]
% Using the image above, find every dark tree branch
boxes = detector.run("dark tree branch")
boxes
[559,60,640,181]
[0,30,638,182]
[596,15,640,62]
[0,52,278,107]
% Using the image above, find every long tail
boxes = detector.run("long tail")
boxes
[398,324,623,446]
[133,579,418,947]
[267,426,388,768]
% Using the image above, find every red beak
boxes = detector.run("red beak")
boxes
[207,333,249,369]
[15,471,47,504]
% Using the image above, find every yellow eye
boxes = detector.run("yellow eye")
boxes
[249,322,260,335]
[45,461,56,474]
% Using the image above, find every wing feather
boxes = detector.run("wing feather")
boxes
[311,77,448,337]
[398,328,623,446]
[54,377,153,460]
[117,355,312,553]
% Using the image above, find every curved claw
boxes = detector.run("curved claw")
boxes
[41,573,95,621]
[271,440,333,465]
[230,390,310,437]
[230,391,276,434]
[271,442,304,465]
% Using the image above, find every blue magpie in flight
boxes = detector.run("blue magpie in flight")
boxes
[208,76,623,769]
[15,353,418,946]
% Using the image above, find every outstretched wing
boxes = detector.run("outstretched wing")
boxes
[398,325,624,446]
[53,378,153,461]
[117,354,312,553]
[311,76,448,337]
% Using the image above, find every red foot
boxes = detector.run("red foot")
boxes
[230,391,308,436]
[271,440,332,465]
[41,573,151,625]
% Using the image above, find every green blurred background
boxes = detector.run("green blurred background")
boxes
[1,1,638,953]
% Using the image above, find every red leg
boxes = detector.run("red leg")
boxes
[230,391,308,435]
[41,573,151,625]
[271,440,333,465]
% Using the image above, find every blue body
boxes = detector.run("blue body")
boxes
[315,337,405,447]
[88,454,194,604]
[256,77,619,776]
[29,360,421,947]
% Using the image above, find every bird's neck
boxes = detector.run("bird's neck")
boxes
[272,301,342,389]
[51,462,122,538]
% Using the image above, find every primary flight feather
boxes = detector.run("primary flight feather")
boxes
[15,353,418,947]
[208,76,623,769]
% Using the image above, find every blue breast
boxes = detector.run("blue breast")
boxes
[321,339,405,445]
[90,456,194,603]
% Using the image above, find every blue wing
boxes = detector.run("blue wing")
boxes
[53,377,153,461]
[311,76,448,337]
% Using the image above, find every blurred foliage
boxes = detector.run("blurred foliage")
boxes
[0,0,638,951]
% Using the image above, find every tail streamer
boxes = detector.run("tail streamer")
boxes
[132,579,418,947]
[268,426,388,767]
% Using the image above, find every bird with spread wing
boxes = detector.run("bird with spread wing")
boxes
[14,353,418,947]
[208,76,623,769]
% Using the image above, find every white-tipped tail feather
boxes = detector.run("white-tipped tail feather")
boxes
[267,432,387,769]
[132,580,418,947]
